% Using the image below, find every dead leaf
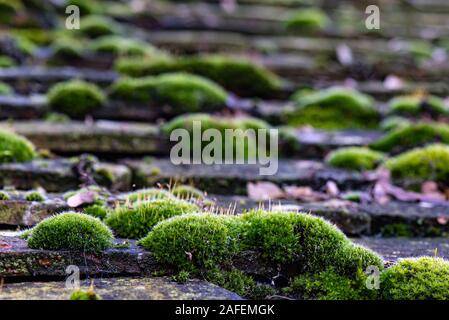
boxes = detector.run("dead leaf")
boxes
[0,241,12,249]
[373,169,446,203]
[421,181,439,194]
[67,191,96,207]
[247,182,284,201]
[437,216,449,225]
[38,258,52,268]
[284,186,328,202]
[325,181,339,197]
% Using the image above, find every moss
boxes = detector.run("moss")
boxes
[238,210,383,274]
[27,212,114,252]
[11,28,52,46]
[15,36,37,56]
[285,267,377,300]
[90,35,162,57]
[0,0,21,24]
[284,8,330,33]
[0,56,16,68]
[172,270,190,284]
[47,80,106,117]
[51,37,84,59]
[139,213,235,271]
[109,73,227,112]
[325,147,384,171]
[385,144,449,185]
[379,116,411,132]
[381,223,413,237]
[172,185,205,200]
[94,167,115,184]
[44,112,70,123]
[25,190,45,202]
[388,94,448,117]
[0,130,36,164]
[149,167,161,176]
[125,188,173,202]
[115,55,281,98]
[380,257,449,300]
[0,82,13,96]
[0,191,10,200]
[162,113,272,160]
[342,191,362,202]
[371,122,449,152]
[205,268,257,298]
[64,0,98,15]
[286,87,379,129]
[105,198,199,239]
[113,240,131,249]
[70,288,101,300]
[79,15,121,38]
[408,41,433,61]
[83,204,109,220]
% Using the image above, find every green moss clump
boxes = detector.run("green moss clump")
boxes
[90,35,162,57]
[172,185,205,200]
[47,80,106,117]
[79,15,121,38]
[105,198,199,239]
[172,270,190,284]
[109,73,227,112]
[70,288,101,300]
[64,0,98,15]
[379,116,411,132]
[0,82,13,96]
[371,123,449,152]
[388,94,448,117]
[139,213,235,270]
[381,223,413,237]
[238,210,383,274]
[385,144,449,184]
[285,267,377,300]
[0,0,21,24]
[125,188,174,202]
[286,87,379,129]
[115,55,281,98]
[51,37,84,59]
[44,112,71,123]
[27,212,114,252]
[83,204,109,220]
[381,257,449,300]
[0,56,16,68]
[139,210,383,298]
[408,41,433,61]
[162,113,271,160]
[284,8,330,33]
[205,268,257,298]
[25,190,45,202]
[0,191,10,200]
[325,147,385,171]
[0,130,36,164]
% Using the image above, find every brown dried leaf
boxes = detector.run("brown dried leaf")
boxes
[421,181,439,194]
[284,186,328,202]
[247,182,284,201]
[0,241,12,249]
[67,191,96,208]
